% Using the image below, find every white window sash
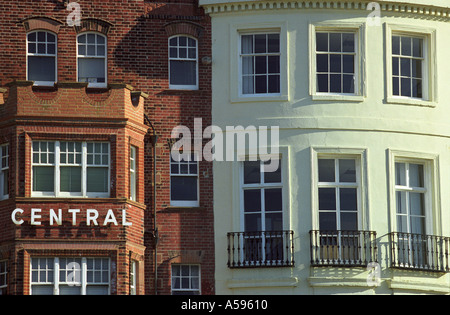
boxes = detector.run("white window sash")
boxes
[26,31,57,86]
[31,141,110,198]
[77,32,107,88]
[168,35,199,90]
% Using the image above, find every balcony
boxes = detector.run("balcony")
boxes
[389,232,450,273]
[310,230,378,267]
[227,230,294,268]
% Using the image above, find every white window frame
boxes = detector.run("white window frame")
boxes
[77,32,108,88]
[394,161,428,235]
[239,159,283,233]
[309,22,366,102]
[171,264,201,295]
[388,150,439,236]
[26,30,57,86]
[239,32,281,96]
[0,144,9,200]
[168,35,199,90]
[316,156,361,231]
[130,146,137,201]
[311,148,368,232]
[130,260,137,295]
[0,260,6,295]
[385,23,437,107]
[230,22,289,103]
[31,141,110,198]
[30,257,110,295]
[170,152,199,207]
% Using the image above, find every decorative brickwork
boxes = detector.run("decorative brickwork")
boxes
[0,0,213,295]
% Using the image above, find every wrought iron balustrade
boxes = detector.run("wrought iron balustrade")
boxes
[310,230,377,267]
[227,230,294,268]
[389,232,450,272]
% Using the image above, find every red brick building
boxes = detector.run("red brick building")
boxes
[0,0,213,295]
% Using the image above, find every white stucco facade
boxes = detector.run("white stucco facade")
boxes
[200,0,450,294]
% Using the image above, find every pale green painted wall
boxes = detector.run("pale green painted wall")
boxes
[203,1,450,294]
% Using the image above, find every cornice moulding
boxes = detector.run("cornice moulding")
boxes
[199,0,450,20]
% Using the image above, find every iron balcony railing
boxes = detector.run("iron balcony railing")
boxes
[389,232,450,273]
[310,230,378,267]
[227,230,295,268]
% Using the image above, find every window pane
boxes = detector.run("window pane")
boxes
[342,55,354,74]
[263,160,281,183]
[170,176,197,201]
[317,74,328,92]
[87,167,108,192]
[267,34,280,53]
[392,36,400,54]
[316,33,328,52]
[319,212,336,231]
[60,167,82,192]
[241,35,253,54]
[343,75,354,94]
[396,191,407,214]
[401,37,412,56]
[245,213,261,232]
[78,58,106,83]
[170,60,196,86]
[244,161,260,184]
[86,286,108,295]
[329,33,342,52]
[395,163,406,186]
[254,34,266,53]
[28,56,56,82]
[316,54,328,73]
[319,188,336,210]
[264,188,282,211]
[340,212,357,230]
[410,192,425,216]
[255,56,267,74]
[330,74,341,93]
[412,38,423,58]
[318,159,335,182]
[339,159,356,183]
[244,189,261,212]
[329,54,341,73]
[33,166,54,192]
[409,164,424,188]
[342,33,355,52]
[3,169,8,196]
[340,188,357,210]
[255,75,267,93]
[266,213,282,231]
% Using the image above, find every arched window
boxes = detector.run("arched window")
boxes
[77,32,107,87]
[27,31,57,86]
[169,35,198,90]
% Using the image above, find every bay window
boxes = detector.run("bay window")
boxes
[31,257,110,295]
[0,144,9,200]
[32,141,110,197]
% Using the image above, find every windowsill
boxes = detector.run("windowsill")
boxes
[312,94,364,102]
[386,96,436,108]
[165,205,204,211]
[231,93,289,104]
[168,86,199,91]
[16,197,122,203]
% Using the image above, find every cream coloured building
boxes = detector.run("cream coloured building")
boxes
[199,0,450,294]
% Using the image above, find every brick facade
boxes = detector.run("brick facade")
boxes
[0,0,213,295]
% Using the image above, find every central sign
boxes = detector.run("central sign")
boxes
[11,208,132,226]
